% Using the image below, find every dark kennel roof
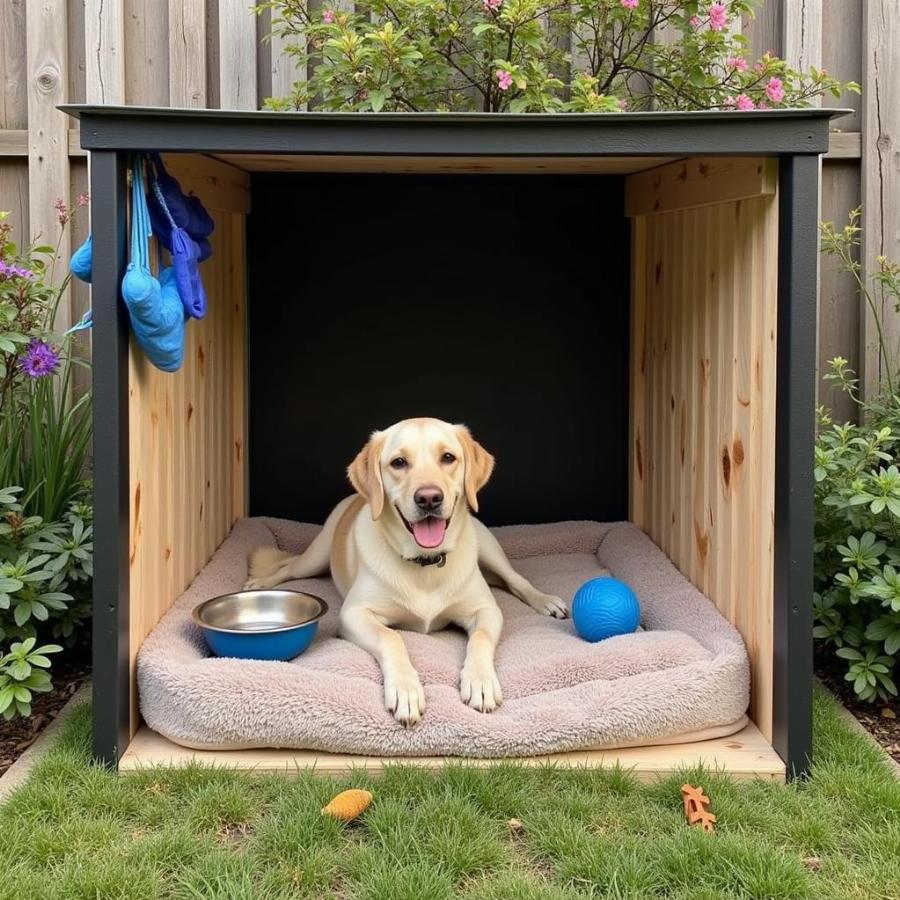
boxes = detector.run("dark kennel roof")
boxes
[63,105,846,158]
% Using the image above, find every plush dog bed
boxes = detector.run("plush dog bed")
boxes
[137,518,750,756]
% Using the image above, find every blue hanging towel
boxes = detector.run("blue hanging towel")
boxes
[70,234,92,283]
[121,158,186,373]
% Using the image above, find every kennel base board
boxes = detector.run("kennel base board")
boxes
[119,721,785,782]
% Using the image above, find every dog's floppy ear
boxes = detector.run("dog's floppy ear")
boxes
[347,432,386,519]
[455,425,495,513]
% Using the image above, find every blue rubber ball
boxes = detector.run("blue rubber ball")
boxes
[572,577,641,643]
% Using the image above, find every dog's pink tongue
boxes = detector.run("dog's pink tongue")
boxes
[412,517,446,549]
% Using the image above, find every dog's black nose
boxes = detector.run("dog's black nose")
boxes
[414,486,443,511]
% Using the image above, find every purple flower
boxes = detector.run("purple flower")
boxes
[0,259,34,280]
[18,340,60,379]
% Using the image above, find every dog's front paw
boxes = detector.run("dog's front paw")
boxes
[384,670,426,727]
[525,591,569,619]
[243,576,272,591]
[460,665,503,713]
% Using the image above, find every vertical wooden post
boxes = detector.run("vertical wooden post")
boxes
[861,0,900,398]
[90,151,129,766]
[26,0,70,330]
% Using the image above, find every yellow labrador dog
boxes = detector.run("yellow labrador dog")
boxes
[244,417,567,726]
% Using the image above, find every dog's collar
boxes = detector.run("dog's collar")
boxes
[408,552,447,568]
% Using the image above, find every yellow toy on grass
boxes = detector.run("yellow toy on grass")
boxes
[321,789,373,821]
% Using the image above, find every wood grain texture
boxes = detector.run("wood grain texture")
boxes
[124,0,170,106]
[85,0,126,104]
[783,0,822,105]
[861,0,900,398]
[1,0,28,129]
[120,720,785,781]
[127,155,249,735]
[168,0,207,107]
[26,0,71,330]
[822,0,862,130]
[211,154,677,174]
[625,157,776,217]
[628,186,779,741]
[217,0,259,110]
[820,161,862,423]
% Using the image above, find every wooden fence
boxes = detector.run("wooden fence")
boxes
[0,1,895,413]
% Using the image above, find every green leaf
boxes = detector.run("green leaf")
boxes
[369,90,386,113]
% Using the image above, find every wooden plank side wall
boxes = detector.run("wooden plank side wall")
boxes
[126,155,249,734]
[629,159,778,740]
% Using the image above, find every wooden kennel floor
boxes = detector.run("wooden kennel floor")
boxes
[120,721,785,782]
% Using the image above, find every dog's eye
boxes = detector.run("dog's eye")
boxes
[390,457,408,470]
[441,452,456,464]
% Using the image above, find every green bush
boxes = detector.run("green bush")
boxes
[261,0,857,113]
[0,637,62,721]
[814,211,900,703]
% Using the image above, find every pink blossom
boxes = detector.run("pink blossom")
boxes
[617,98,629,110]
[765,76,785,104]
[757,99,768,109]
[735,93,755,111]
[709,3,727,31]
[322,9,335,22]
[483,0,502,9]
[726,56,748,72]
[620,0,639,9]
[496,70,513,91]
[689,15,701,29]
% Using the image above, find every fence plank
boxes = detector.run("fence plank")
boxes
[218,0,259,110]
[861,0,900,396]
[85,0,126,104]
[1,1,28,129]
[124,0,170,105]
[783,0,822,101]
[168,0,207,107]
[26,0,71,329]
[269,23,303,106]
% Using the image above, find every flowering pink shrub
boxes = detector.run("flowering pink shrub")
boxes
[261,0,858,113]
[496,70,513,91]
[708,2,728,31]
[765,76,785,104]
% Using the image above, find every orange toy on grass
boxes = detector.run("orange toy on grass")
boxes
[321,789,373,821]
[681,784,716,833]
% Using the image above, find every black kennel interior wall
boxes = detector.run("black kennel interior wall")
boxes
[67,106,838,778]
[247,174,630,525]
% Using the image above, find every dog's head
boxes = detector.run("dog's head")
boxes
[347,418,495,552]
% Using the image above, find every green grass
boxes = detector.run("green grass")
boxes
[1,689,898,900]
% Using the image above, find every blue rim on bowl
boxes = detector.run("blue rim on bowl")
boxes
[192,589,329,660]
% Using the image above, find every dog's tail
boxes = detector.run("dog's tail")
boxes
[247,546,295,580]
[246,495,358,583]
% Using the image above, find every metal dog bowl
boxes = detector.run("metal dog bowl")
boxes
[192,590,328,661]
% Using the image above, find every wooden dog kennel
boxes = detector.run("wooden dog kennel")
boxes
[68,106,834,780]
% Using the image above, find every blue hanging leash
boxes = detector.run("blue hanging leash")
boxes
[121,156,186,372]
[149,175,209,319]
